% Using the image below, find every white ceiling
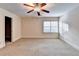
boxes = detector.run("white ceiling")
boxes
[0,3,79,17]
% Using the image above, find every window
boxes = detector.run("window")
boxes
[43,21,58,33]
[63,23,69,32]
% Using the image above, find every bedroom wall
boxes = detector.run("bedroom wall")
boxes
[0,8,21,48]
[59,6,79,50]
[21,17,59,39]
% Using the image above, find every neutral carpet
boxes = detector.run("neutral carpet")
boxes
[0,39,79,56]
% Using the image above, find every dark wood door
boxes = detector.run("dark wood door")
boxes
[5,16,12,42]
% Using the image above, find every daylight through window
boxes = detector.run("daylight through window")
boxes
[43,21,58,33]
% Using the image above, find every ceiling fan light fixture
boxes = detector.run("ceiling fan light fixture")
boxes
[23,3,50,16]
[34,7,40,11]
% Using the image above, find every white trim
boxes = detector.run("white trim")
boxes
[60,35,79,51]
[21,37,58,39]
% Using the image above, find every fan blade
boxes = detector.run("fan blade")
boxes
[24,4,34,8]
[42,9,50,13]
[37,12,41,16]
[41,3,46,7]
[27,10,34,13]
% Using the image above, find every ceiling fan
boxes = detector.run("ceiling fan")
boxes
[23,3,50,16]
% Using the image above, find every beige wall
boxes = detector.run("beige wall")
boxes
[0,8,21,48]
[59,6,79,50]
[22,17,59,39]
[0,8,59,48]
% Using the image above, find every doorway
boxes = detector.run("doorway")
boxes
[5,16,12,43]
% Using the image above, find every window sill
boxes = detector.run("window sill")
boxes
[43,32,58,34]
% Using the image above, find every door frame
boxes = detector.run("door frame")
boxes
[5,16,12,42]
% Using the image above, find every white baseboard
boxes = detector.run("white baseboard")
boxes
[60,36,79,51]
[21,37,58,39]
[12,37,21,42]
[0,42,5,49]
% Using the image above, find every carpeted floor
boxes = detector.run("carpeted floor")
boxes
[0,39,79,56]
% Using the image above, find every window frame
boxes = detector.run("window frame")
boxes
[42,20,59,34]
